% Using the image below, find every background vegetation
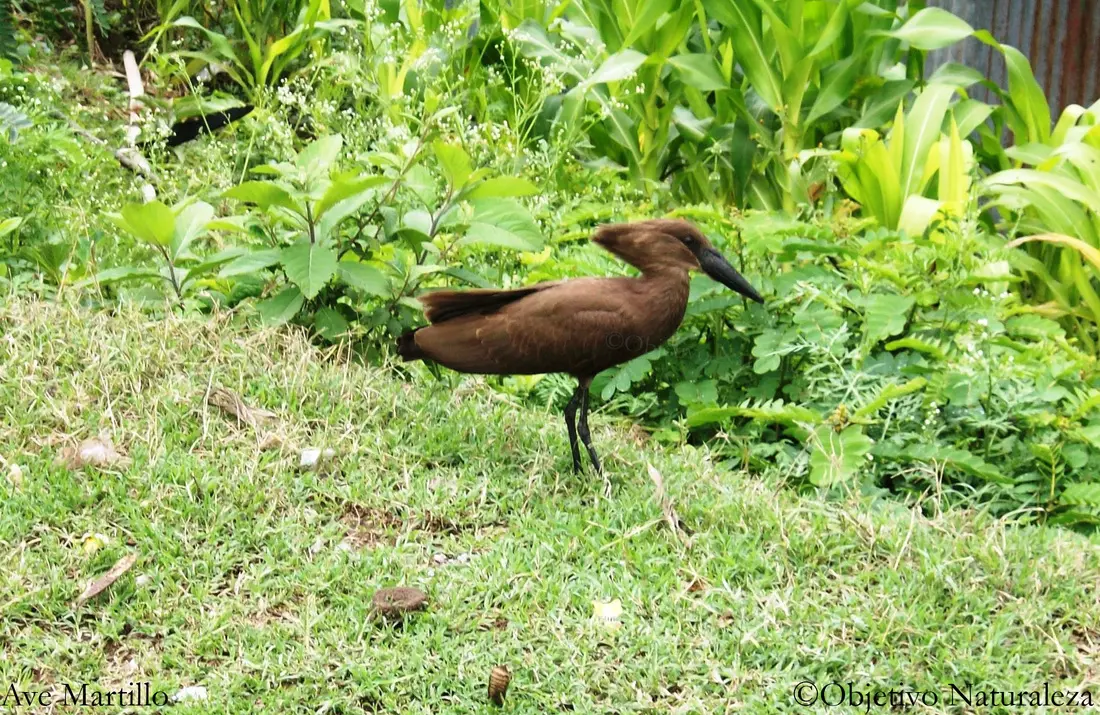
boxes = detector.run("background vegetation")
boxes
[4,0,1100,525]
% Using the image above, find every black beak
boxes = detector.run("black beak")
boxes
[699,248,765,304]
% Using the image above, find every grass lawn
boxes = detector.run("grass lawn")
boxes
[2,299,1099,713]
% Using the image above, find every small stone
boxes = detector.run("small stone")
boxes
[299,448,337,471]
[372,587,428,618]
[172,685,208,703]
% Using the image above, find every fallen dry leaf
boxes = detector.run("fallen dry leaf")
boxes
[75,552,138,606]
[647,463,690,545]
[59,436,127,470]
[206,387,276,429]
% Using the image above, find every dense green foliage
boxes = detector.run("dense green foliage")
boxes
[2,0,1100,527]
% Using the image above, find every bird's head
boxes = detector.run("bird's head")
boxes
[593,219,764,304]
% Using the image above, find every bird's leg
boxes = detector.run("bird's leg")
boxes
[576,382,602,476]
[564,384,584,474]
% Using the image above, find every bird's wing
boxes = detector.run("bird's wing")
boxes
[413,278,645,376]
[418,282,561,324]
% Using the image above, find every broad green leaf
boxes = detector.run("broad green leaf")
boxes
[337,261,390,297]
[585,49,647,86]
[224,182,301,213]
[596,348,665,401]
[315,174,387,220]
[809,425,873,487]
[295,134,343,179]
[668,53,727,92]
[1000,45,1051,144]
[281,238,338,299]
[465,176,540,199]
[313,307,351,341]
[886,7,973,50]
[171,201,214,260]
[987,169,1100,215]
[120,201,175,247]
[219,248,282,277]
[0,216,23,239]
[458,198,543,252]
[900,83,955,202]
[433,141,473,190]
[86,266,165,285]
[255,285,304,325]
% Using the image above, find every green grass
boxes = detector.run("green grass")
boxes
[2,299,1099,713]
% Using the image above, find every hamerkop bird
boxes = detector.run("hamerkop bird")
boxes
[397,219,764,475]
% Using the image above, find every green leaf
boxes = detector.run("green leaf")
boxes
[458,198,544,252]
[315,174,387,221]
[860,294,915,346]
[886,7,973,50]
[901,83,955,201]
[337,261,390,297]
[585,49,647,86]
[219,249,282,277]
[806,56,860,125]
[313,307,351,341]
[465,176,540,199]
[171,201,215,260]
[120,201,176,247]
[433,141,473,190]
[255,285,304,325]
[295,134,343,179]
[85,266,166,286]
[668,53,727,92]
[0,216,23,239]
[674,379,718,406]
[281,238,338,299]
[1000,45,1051,144]
[809,425,873,487]
[703,0,782,111]
[852,378,928,420]
[597,348,665,400]
[224,182,301,213]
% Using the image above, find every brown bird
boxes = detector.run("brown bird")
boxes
[397,219,764,475]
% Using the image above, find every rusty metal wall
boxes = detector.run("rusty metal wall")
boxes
[925,0,1100,113]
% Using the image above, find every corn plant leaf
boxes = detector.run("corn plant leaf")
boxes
[886,7,973,50]
[668,53,727,92]
[806,56,860,125]
[585,49,647,87]
[281,237,338,299]
[703,0,782,111]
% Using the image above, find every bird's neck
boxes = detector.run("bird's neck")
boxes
[636,265,691,307]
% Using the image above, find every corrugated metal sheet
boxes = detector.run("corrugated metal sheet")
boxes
[926,0,1100,114]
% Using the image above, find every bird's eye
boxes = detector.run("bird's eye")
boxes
[682,236,695,246]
